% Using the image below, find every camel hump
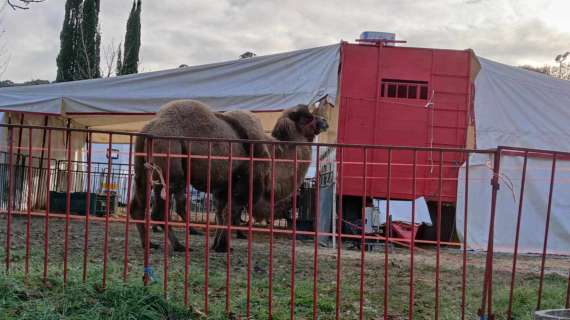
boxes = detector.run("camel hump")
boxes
[157,99,213,119]
[216,110,271,159]
[217,110,266,141]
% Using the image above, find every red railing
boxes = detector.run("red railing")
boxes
[1,124,569,319]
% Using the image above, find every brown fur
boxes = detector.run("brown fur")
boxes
[130,100,328,252]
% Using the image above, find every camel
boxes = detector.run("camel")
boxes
[130,99,328,252]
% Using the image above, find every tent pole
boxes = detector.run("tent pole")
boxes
[35,116,49,209]
[17,113,24,159]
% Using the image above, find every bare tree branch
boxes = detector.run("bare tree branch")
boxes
[102,39,119,77]
[6,0,46,11]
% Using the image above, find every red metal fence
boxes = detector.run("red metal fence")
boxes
[1,123,569,319]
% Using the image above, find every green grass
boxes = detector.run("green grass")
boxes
[1,249,567,320]
[0,272,198,319]
[0,217,568,319]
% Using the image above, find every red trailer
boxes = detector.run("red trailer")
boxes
[337,42,480,204]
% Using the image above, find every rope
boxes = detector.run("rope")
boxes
[144,162,167,200]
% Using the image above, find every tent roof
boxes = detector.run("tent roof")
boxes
[0,44,340,117]
[474,57,570,151]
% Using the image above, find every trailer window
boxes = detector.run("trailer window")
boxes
[381,79,428,100]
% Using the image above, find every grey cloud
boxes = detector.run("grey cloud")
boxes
[0,0,567,82]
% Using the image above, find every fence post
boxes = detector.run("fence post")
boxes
[479,148,502,320]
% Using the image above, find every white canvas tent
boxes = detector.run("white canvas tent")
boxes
[0,43,341,149]
[456,58,570,255]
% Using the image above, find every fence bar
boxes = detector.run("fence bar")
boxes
[163,139,172,299]
[313,145,321,320]
[43,129,52,283]
[537,154,557,310]
[384,148,392,320]
[408,150,417,320]
[62,129,72,285]
[24,128,33,280]
[435,150,443,320]
[359,147,368,320]
[566,269,570,309]
[481,149,502,318]
[143,138,153,285]
[123,135,133,282]
[269,144,276,318]
[5,127,14,273]
[246,145,254,319]
[184,142,192,306]
[82,132,93,282]
[507,151,528,319]
[102,134,113,288]
[461,153,470,320]
[204,142,212,315]
[290,145,299,320]
[225,142,233,314]
[335,146,344,320]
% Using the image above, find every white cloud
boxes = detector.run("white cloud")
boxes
[1,0,569,82]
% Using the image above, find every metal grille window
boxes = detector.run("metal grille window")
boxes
[381,79,429,100]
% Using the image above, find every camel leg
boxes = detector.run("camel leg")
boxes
[174,189,202,236]
[234,208,247,239]
[212,198,230,252]
[131,193,160,250]
[163,188,185,252]
[151,185,164,233]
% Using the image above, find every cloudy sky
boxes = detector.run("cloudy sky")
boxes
[1,0,570,82]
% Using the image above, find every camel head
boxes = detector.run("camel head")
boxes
[272,104,329,142]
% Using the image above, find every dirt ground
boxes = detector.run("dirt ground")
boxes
[1,213,569,319]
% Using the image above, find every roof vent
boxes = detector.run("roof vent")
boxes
[357,31,405,46]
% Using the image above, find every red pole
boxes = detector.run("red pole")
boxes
[143,138,153,285]
[225,142,233,314]
[43,129,52,283]
[461,153,470,320]
[184,142,192,306]
[435,150,443,320]
[5,127,14,274]
[204,142,212,315]
[163,139,172,299]
[269,144,276,318]
[290,146,299,320]
[82,132,93,282]
[537,154,557,310]
[123,135,133,282]
[566,269,570,309]
[335,147,344,320]
[359,147,368,320]
[480,149,502,318]
[24,128,33,280]
[246,145,254,319]
[408,150,417,320]
[313,145,321,320]
[102,134,113,288]
[384,148,393,320]
[62,128,73,286]
[506,152,528,319]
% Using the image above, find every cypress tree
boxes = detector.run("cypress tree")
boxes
[56,0,82,82]
[76,0,101,79]
[116,44,123,76]
[120,0,141,75]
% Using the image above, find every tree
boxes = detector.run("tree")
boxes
[55,0,101,82]
[55,0,81,82]
[76,0,101,79]
[519,64,569,80]
[119,0,141,75]
[115,44,122,76]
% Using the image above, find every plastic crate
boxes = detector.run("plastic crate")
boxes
[49,191,115,216]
